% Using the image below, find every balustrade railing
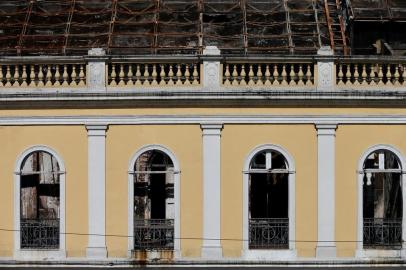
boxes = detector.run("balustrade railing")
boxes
[0,63,86,88]
[249,218,289,249]
[222,62,315,87]
[363,218,402,249]
[108,62,200,87]
[336,62,406,88]
[134,218,174,250]
[20,218,60,249]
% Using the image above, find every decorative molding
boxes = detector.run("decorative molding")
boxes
[13,145,66,260]
[242,144,296,260]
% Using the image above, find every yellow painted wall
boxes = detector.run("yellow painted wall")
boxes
[0,126,88,257]
[221,125,318,258]
[335,125,406,257]
[106,125,202,258]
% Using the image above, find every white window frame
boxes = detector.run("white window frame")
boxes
[242,144,296,260]
[14,145,66,260]
[356,144,406,258]
[127,144,181,259]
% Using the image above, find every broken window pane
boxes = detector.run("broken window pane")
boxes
[362,149,403,249]
[20,150,60,249]
[248,149,289,249]
[133,150,174,250]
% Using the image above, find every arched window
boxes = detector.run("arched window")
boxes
[19,150,62,249]
[248,149,290,249]
[131,149,175,250]
[361,149,403,249]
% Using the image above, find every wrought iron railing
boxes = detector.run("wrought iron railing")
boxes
[249,218,289,249]
[134,218,174,250]
[20,218,59,249]
[363,218,402,249]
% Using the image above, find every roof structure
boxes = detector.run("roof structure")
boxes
[0,0,405,56]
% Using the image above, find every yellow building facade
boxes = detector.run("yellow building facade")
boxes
[0,46,405,266]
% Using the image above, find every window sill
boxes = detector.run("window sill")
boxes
[356,248,404,258]
[14,249,66,260]
[242,249,297,260]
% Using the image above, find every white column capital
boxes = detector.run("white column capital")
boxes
[315,124,337,136]
[201,124,223,135]
[86,125,108,136]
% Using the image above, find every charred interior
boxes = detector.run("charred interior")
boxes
[362,150,403,249]
[248,150,289,249]
[20,150,60,249]
[133,150,175,250]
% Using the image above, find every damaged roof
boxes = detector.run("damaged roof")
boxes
[0,0,404,56]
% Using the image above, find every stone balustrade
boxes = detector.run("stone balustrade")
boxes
[0,63,86,88]
[336,61,406,88]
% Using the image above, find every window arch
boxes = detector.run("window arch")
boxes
[243,144,296,259]
[358,145,405,252]
[128,145,180,256]
[14,146,65,257]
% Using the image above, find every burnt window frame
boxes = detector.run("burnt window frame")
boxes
[128,145,180,255]
[243,144,296,259]
[357,145,406,256]
[14,146,66,258]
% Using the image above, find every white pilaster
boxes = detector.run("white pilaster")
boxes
[86,124,108,258]
[87,48,107,91]
[203,46,221,91]
[201,124,223,259]
[315,124,337,258]
[317,46,335,91]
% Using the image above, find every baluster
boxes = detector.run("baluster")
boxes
[257,64,263,86]
[78,64,85,86]
[12,65,20,87]
[135,64,142,86]
[29,65,36,87]
[184,64,191,86]
[394,65,400,86]
[281,64,288,86]
[167,64,175,86]
[70,65,78,86]
[192,63,199,85]
[264,64,271,86]
[62,64,69,86]
[368,64,377,87]
[337,64,344,86]
[360,64,367,86]
[54,65,61,86]
[385,64,393,86]
[305,64,313,86]
[377,64,384,86]
[151,64,158,86]
[118,64,125,86]
[126,64,134,86]
[289,64,296,86]
[175,64,182,85]
[240,64,247,86]
[143,64,150,85]
[353,64,360,86]
[231,64,239,86]
[248,64,255,86]
[401,65,406,86]
[272,64,280,86]
[20,65,27,87]
[345,64,352,86]
[45,65,53,87]
[224,64,231,86]
[5,65,12,87]
[110,64,117,86]
[298,65,305,86]
[37,65,44,87]
[159,64,166,86]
